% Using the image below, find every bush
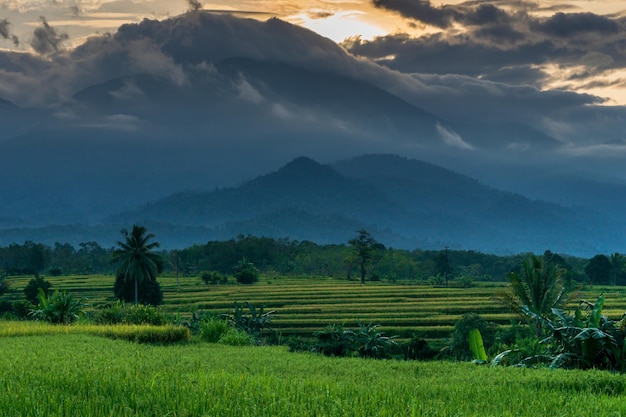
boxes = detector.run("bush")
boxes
[200,318,230,343]
[399,336,438,360]
[93,303,167,326]
[23,276,52,305]
[233,258,259,284]
[218,328,255,346]
[12,300,34,320]
[48,267,63,276]
[123,304,167,326]
[314,323,356,357]
[447,313,496,360]
[93,302,127,325]
[29,289,87,324]
[224,302,275,337]
[200,271,228,285]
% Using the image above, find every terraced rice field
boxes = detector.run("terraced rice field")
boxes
[4,274,626,345]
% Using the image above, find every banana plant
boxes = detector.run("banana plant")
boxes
[495,295,626,371]
[29,288,87,324]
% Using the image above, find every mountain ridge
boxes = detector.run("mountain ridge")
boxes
[109,154,619,256]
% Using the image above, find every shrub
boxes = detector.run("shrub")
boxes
[29,288,87,324]
[200,318,230,343]
[93,302,127,325]
[23,276,52,305]
[314,323,356,357]
[353,321,397,359]
[233,258,259,284]
[200,271,227,285]
[123,304,167,326]
[224,302,275,337]
[218,328,255,346]
[400,336,437,360]
[48,267,63,276]
[93,303,167,326]
[446,313,496,360]
[12,300,34,320]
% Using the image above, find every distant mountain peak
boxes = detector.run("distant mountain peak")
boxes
[277,156,323,173]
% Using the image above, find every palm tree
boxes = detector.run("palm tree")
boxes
[111,225,161,305]
[500,255,566,336]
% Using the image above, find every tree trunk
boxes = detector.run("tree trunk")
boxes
[134,275,138,305]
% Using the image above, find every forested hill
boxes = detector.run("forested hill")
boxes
[112,154,618,256]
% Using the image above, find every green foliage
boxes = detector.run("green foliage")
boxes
[447,313,496,360]
[313,321,397,358]
[200,270,228,285]
[113,270,163,306]
[519,295,626,371]
[233,258,259,284]
[0,270,8,295]
[348,229,384,284]
[468,328,488,362]
[11,300,34,320]
[112,224,163,305]
[313,323,355,357]
[353,321,397,359]
[23,275,52,305]
[399,336,437,360]
[28,288,86,324]
[97,325,190,344]
[123,304,167,326]
[218,328,255,346]
[224,302,275,338]
[585,254,612,285]
[48,267,63,276]
[94,302,167,326]
[500,255,566,335]
[200,318,230,343]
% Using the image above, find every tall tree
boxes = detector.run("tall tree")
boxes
[610,253,626,286]
[348,229,384,284]
[585,254,612,285]
[111,225,162,305]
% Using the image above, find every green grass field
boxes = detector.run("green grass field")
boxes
[4,274,626,346]
[1,330,625,416]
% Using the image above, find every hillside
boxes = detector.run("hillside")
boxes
[113,154,616,255]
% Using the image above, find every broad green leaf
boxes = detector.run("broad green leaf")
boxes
[468,328,488,362]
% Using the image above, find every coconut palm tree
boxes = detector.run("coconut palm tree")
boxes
[111,225,161,305]
[500,255,567,336]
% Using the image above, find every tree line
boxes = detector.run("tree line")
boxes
[0,234,625,285]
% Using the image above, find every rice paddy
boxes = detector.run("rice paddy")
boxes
[4,274,625,346]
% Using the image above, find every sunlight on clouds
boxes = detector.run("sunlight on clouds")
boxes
[288,10,387,42]
[540,63,626,105]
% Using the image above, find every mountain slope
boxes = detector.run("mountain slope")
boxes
[113,154,619,255]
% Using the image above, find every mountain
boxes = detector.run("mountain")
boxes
[109,154,619,256]
[0,12,623,256]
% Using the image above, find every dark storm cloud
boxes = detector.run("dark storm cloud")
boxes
[186,0,203,12]
[31,17,69,55]
[353,2,626,89]
[0,18,19,46]
[372,0,457,28]
[534,12,620,37]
